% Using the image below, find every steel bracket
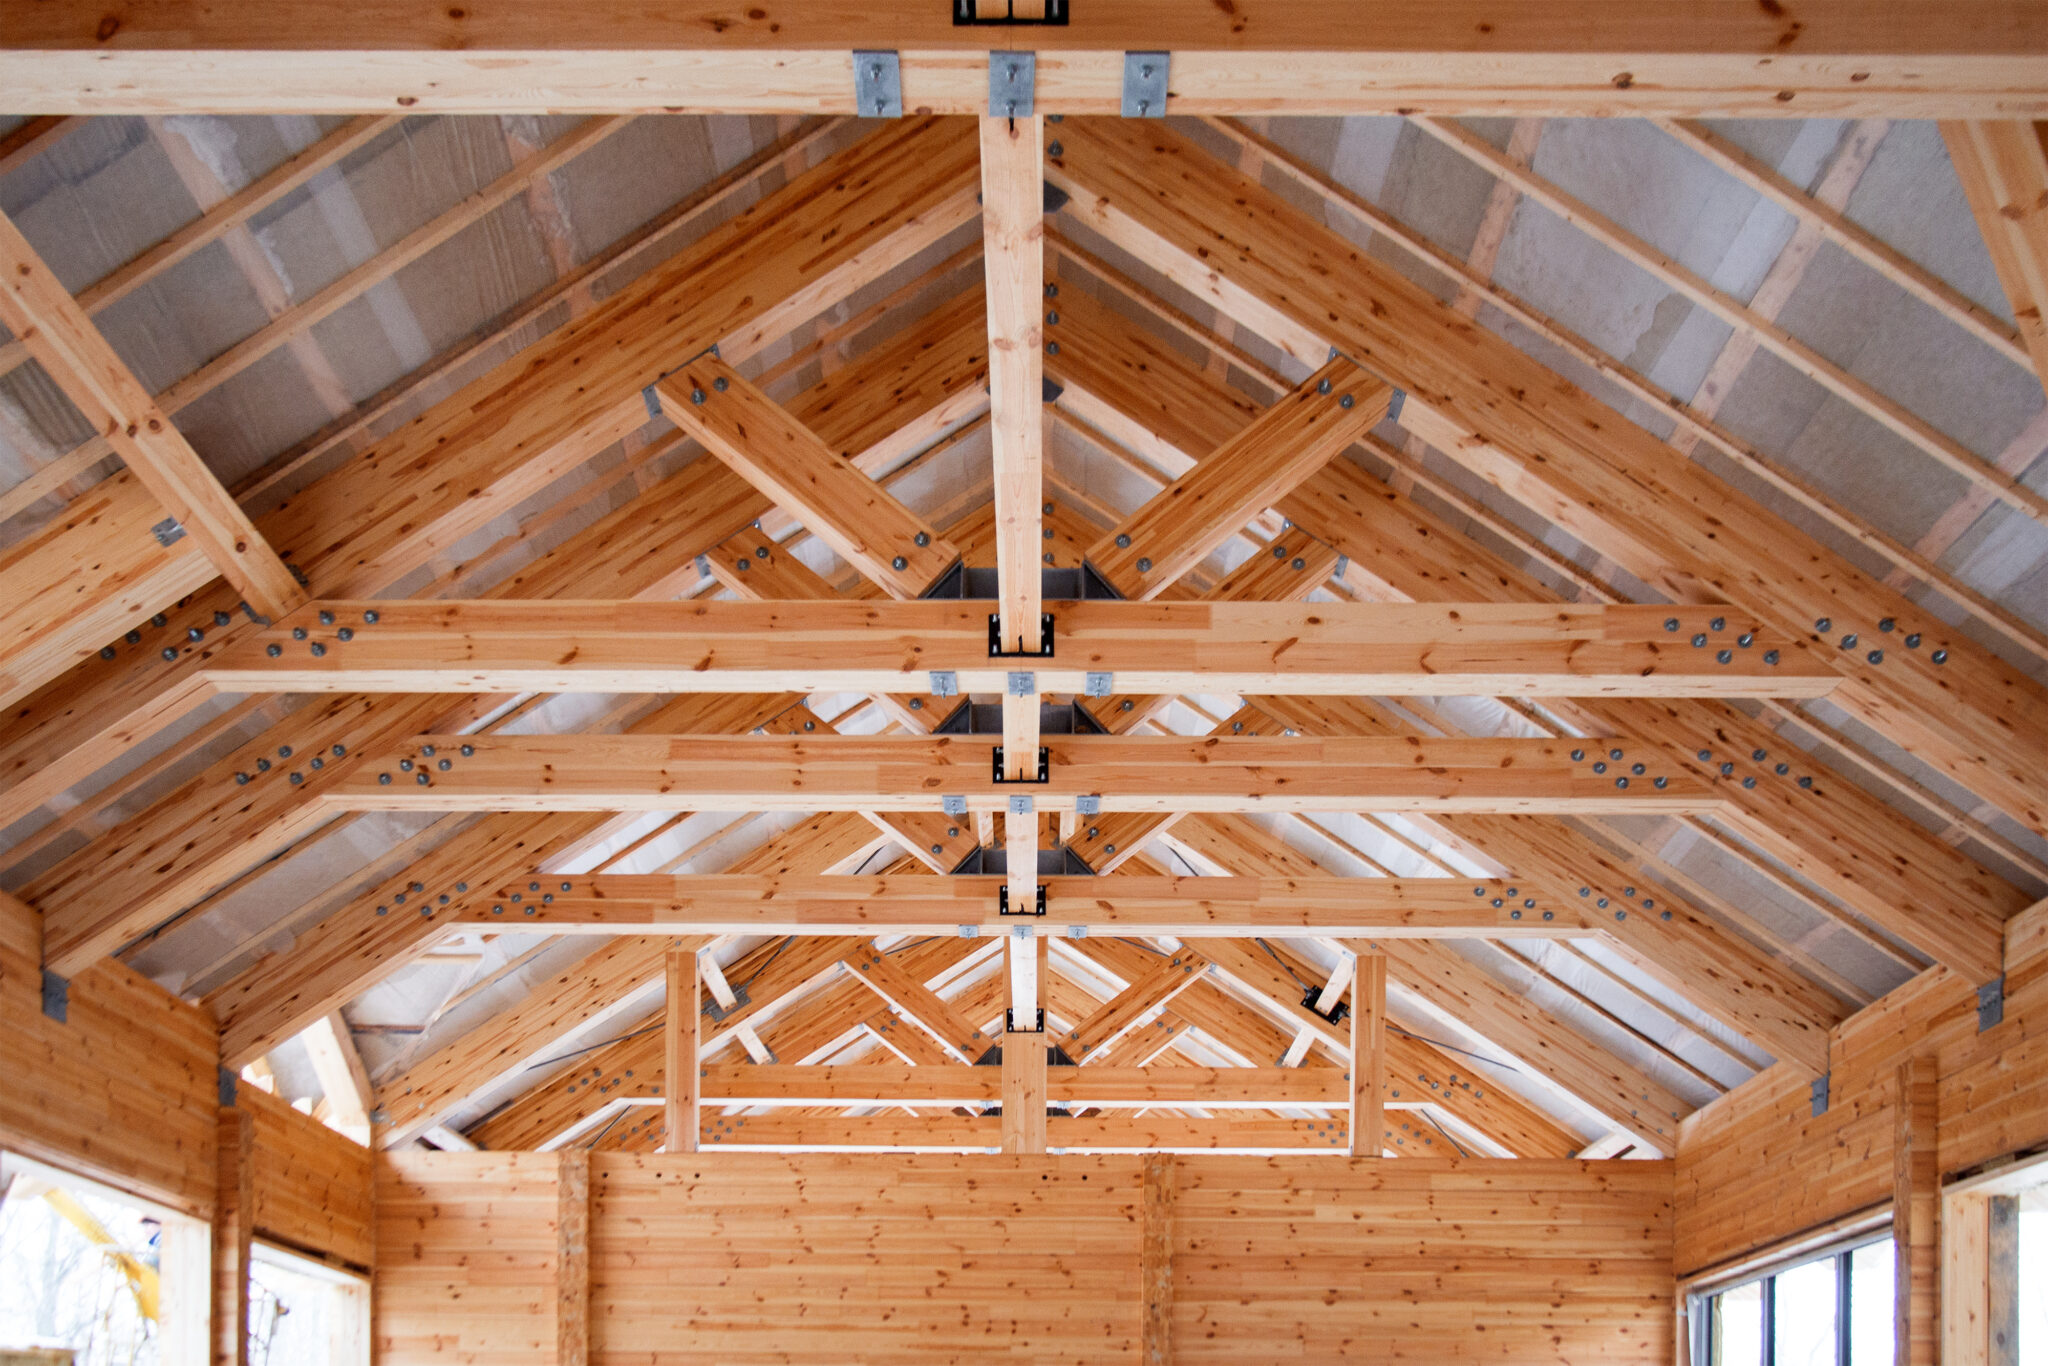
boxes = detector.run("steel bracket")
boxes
[942,794,969,816]
[1120,51,1169,117]
[1978,976,2006,1032]
[1300,984,1350,1025]
[954,0,1069,23]
[992,745,1050,783]
[703,982,753,1023]
[40,969,68,1023]
[1809,1072,1831,1117]
[989,611,1056,657]
[1083,671,1113,697]
[853,51,903,117]
[930,670,960,697]
[1005,1006,1048,1033]
[150,516,186,548]
[998,884,1048,917]
[988,50,1036,118]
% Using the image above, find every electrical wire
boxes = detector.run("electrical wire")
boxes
[1386,1022,1520,1074]
[1255,937,1312,992]
[1418,1106,1471,1158]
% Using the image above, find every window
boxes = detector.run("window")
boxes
[2015,1184,2046,1365]
[247,1242,370,1366]
[1692,1233,1894,1366]
[0,1155,208,1366]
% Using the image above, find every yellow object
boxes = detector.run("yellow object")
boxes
[35,1186,160,1323]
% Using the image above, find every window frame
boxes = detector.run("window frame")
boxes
[1686,1227,1894,1366]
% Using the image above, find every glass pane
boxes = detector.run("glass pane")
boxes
[1712,1280,1764,1366]
[1849,1240,1895,1366]
[0,1170,164,1365]
[2020,1187,2047,1366]
[1773,1257,1838,1366]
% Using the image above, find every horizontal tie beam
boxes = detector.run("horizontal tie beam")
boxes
[329,733,1720,815]
[455,874,1598,936]
[208,599,1834,699]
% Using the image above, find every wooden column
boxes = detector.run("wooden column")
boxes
[556,1147,590,1366]
[1349,951,1387,1157]
[664,946,699,1153]
[1894,1054,1940,1366]
[212,1102,253,1366]
[1141,1154,1176,1365]
[1002,935,1048,1154]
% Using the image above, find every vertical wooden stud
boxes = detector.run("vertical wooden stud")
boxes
[1142,1153,1176,1365]
[556,1147,590,1366]
[664,946,699,1154]
[1349,951,1387,1157]
[212,1105,253,1366]
[1894,1053,1940,1366]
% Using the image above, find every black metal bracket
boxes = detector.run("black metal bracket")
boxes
[992,745,1050,783]
[954,0,1068,24]
[1005,1007,1048,1033]
[1301,984,1350,1025]
[989,611,1056,658]
[998,884,1048,917]
[1809,1072,1830,1117]
[40,969,68,1023]
[703,982,753,1023]
[1978,976,2006,1032]
[219,1065,240,1108]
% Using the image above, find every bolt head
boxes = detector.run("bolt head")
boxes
[364,610,379,623]
[713,376,728,392]
[891,555,908,571]
[1136,557,1152,573]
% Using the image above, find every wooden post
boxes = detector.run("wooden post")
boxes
[1349,952,1387,1157]
[1002,935,1048,1154]
[1894,1054,1940,1366]
[664,946,699,1153]
[1141,1154,1176,1365]
[212,1103,253,1366]
[556,1147,590,1366]
[1989,1194,2020,1366]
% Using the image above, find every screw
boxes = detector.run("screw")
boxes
[378,773,391,784]
[311,642,326,656]
[713,376,728,392]
[1879,618,1895,632]
[126,630,141,644]
[101,646,117,660]
[1717,649,1733,663]
[151,614,167,628]
[915,531,931,547]
[892,555,908,571]
[1339,394,1355,409]
[235,773,250,785]
[364,610,379,623]
[1841,633,1859,649]
[161,647,178,661]
[1116,534,1131,548]
[186,626,204,642]
[1763,650,1780,665]
[337,627,353,641]
[1932,649,1949,664]
[292,627,307,640]
[1136,557,1152,572]
[1868,649,1884,664]
[1905,633,1922,648]
[1737,632,1754,647]
[1692,633,1708,647]
[1664,618,1679,632]
[214,611,232,627]
[318,610,335,625]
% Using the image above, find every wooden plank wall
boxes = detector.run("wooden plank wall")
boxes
[242,1081,376,1269]
[0,891,218,1214]
[372,1152,1676,1364]
[1675,906,2048,1276]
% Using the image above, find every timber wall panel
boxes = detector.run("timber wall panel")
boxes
[1674,923,2048,1276]
[1168,1158,1674,1363]
[0,894,217,1214]
[242,1081,375,1269]
[372,1152,1675,1364]
[375,1150,560,1365]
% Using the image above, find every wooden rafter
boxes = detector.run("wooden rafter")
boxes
[0,209,303,618]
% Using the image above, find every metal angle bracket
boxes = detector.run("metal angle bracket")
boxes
[942,794,969,817]
[853,51,903,118]
[1978,976,2006,1032]
[1083,671,1112,697]
[150,517,187,548]
[39,969,67,1023]
[1007,671,1036,697]
[1121,52,1170,117]
[988,50,1036,118]
[1074,794,1101,815]
[1387,387,1408,425]
[998,884,1048,917]
[989,611,1056,658]
[930,670,960,697]
[1809,1072,1831,1117]
[992,745,1050,783]
[219,1065,240,1108]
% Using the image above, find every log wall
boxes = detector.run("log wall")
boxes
[242,1081,376,1269]
[1674,905,2048,1277]
[373,1151,1674,1364]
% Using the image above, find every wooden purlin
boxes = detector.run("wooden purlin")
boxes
[1046,116,2048,839]
[0,115,979,835]
[1943,121,2048,402]
[1045,256,2025,986]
